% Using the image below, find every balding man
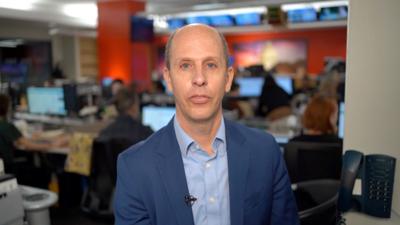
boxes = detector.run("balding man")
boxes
[114,24,299,225]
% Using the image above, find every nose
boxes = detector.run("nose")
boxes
[192,66,207,86]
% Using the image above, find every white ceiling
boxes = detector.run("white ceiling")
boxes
[0,0,331,28]
[0,0,340,37]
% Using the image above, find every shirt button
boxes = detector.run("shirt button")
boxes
[205,163,211,169]
[209,196,216,203]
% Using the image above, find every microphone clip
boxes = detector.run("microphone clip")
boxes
[184,195,197,207]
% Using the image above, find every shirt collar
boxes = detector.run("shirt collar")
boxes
[174,116,226,156]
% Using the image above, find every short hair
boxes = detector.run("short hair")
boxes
[302,95,338,134]
[113,88,139,114]
[0,94,10,117]
[164,26,230,69]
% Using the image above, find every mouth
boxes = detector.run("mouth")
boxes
[189,95,210,104]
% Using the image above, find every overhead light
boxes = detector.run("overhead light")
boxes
[63,3,98,26]
[0,0,37,11]
[0,39,24,48]
[281,0,348,11]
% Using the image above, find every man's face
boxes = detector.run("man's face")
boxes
[163,25,234,124]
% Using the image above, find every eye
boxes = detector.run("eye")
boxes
[206,62,218,69]
[180,62,192,70]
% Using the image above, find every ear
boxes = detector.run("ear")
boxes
[162,67,174,93]
[224,66,235,93]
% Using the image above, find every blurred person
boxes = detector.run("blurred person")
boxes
[257,74,292,121]
[98,87,153,142]
[114,24,299,225]
[110,79,125,96]
[293,61,316,95]
[317,71,341,100]
[289,95,341,144]
[0,94,65,187]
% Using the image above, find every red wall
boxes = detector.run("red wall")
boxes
[155,27,347,75]
[98,0,152,88]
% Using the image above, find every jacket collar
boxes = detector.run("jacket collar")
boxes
[155,118,249,225]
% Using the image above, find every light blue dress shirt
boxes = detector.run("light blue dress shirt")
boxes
[174,116,231,225]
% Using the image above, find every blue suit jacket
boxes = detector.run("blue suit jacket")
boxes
[114,119,299,225]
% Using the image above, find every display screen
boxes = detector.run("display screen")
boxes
[131,16,154,42]
[168,18,186,30]
[142,105,175,131]
[275,75,293,95]
[186,16,211,25]
[319,6,348,21]
[209,15,234,27]
[287,8,318,23]
[27,87,67,116]
[235,13,261,26]
[235,77,264,97]
[338,102,345,138]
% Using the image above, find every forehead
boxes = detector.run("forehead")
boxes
[170,26,224,61]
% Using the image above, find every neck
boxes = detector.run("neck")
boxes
[176,113,222,155]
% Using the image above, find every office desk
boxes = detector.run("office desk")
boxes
[344,211,400,225]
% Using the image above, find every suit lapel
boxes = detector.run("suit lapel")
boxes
[155,120,194,225]
[226,120,249,225]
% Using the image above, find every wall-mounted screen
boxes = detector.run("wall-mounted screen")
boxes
[235,13,261,26]
[319,6,348,21]
[186,16,211,25]
[287,8,318,23]
[131,16,154,42]
[209,15,235,27]
[167,18,186,30]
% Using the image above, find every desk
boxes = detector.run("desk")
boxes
[344,211,400,225]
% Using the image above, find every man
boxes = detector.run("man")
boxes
[98,87,153,142]
[114,24,299,225]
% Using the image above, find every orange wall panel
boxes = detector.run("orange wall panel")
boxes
[98,0,151,87]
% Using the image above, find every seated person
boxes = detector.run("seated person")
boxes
[98,88,153,143]
[257,74,292,121]
[289,95,342,144]
[0,94,64,187]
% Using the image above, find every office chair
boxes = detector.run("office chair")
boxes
[293,179,340,225]
[81,137,133,219]
[284,141,343,183]
[0,133,50,189]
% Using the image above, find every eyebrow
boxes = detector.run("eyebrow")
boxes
[174,56,220,63]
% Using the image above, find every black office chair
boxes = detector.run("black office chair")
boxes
[293,179,340,225]
[0,133,51,189]
[284,141,343,183]
[81,137,133,219]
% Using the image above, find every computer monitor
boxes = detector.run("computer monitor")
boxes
[235,77,264,97]
[142,105,175,131]
[27,87,67,116]
[338,102,345,138]
[275,75,293,95]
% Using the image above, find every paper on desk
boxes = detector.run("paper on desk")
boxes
[64,133,94,176]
